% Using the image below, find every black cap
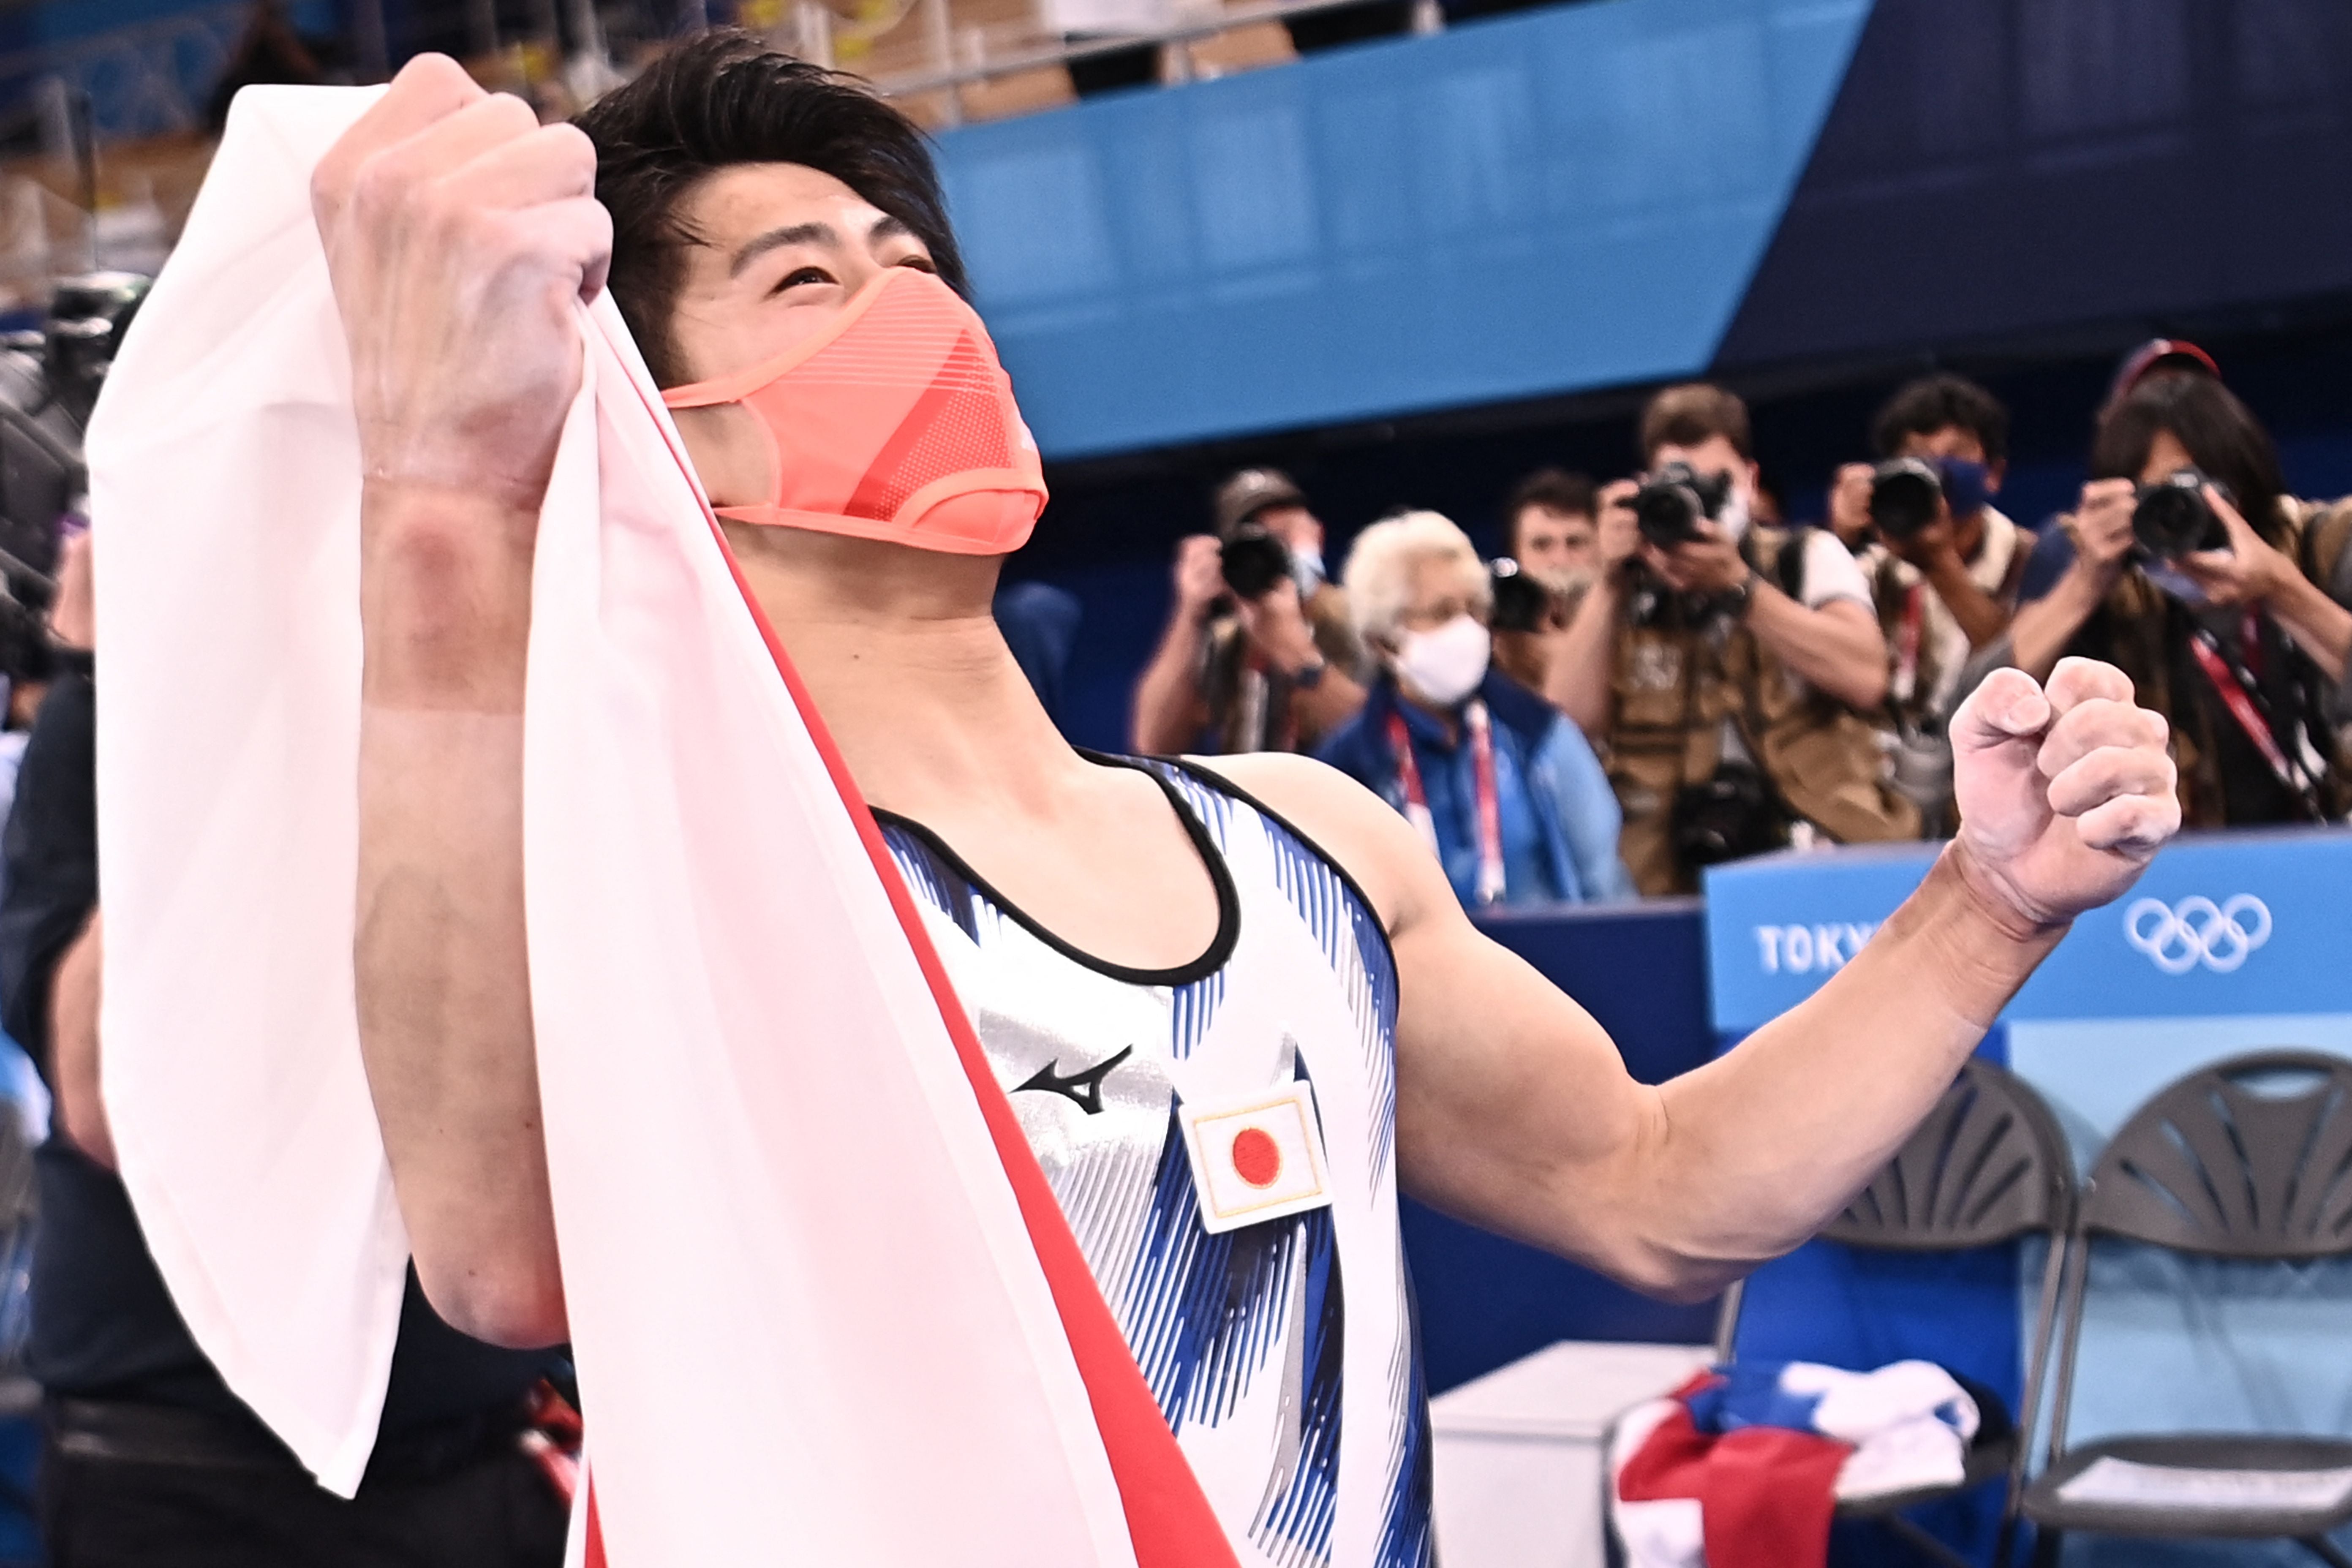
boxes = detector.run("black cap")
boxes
[1213,468,1309,539]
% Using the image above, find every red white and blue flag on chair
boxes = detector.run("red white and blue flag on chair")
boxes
[1612,1360,1979,1568]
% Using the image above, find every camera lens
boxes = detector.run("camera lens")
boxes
[2132,468,2225,560]
[1488,559,1550,634]
[1632,462,1726,551]
[1218,523,1293,599]
[1868,458,1942,542]
[1634,487,1696,549]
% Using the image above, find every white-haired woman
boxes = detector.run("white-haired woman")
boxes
[1317,512,1632,906]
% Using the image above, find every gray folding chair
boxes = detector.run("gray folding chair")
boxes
[1700,1058,2076,1568]
[2023,1050,2352,1568]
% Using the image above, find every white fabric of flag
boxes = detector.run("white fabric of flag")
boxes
[87,84,1140,1567]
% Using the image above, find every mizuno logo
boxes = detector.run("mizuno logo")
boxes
[1014,1046,1135,1116]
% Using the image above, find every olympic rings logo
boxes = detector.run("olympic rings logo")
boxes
[2123,895,2273,975]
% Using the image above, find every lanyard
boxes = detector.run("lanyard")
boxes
[1388,700,1506,906]
[2186,623,2321,818]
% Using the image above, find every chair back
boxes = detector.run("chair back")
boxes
[1822,1057,2075,1251]
[2080,1050,2352,1260]
[2044,1050,2352,1468]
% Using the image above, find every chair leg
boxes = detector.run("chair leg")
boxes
[2298,1536,2352,1568]
[1882,1513,1977,1568]
[2029,1524,2064,1568]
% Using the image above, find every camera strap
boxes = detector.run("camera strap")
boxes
[2186,620,2322,818]
[1386,700,1506,906]
[1890,583,1925,708]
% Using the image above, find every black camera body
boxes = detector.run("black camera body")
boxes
[1868,457,1944,543]
[2132,467,2229,560]
[1219,523,1294,600]
[1487,558,1551,634]
[1632,462,1733,550]
[1670,762,1786,872]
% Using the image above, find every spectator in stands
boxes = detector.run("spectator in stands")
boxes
[1546,383,1913,895]
[1318,510,1630,907]
[1505,467,1601,586]
[1843,374,2031,834]
[1130,467,1366,754]
[1490,467,1598,693]
[1976,365,2352,827]
[1824,461,1876,553]
[0,532,571,1565]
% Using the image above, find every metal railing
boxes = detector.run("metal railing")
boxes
[871,0,1442,119]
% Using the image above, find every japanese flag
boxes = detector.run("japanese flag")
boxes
[1181,1081,1334,1235]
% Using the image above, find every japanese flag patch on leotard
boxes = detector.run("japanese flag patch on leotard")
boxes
[1177,1080,1334,1235]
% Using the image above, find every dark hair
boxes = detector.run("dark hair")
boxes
[1871,373,2010,466]
[2092,373,2289,545]
[1503,468,1595,553]
[574,30,966,387]
[1639,383,1751,463]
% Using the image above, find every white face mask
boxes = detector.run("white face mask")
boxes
[1393,614,1491,708]
[1714,485,1753,544]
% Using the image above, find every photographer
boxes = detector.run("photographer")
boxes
[1489,468,1599,692]
[1985,368,2352,826]
[1847,375,2031,831]
[1316,511,1630,907]
[1547,384,1914,895]
[1130,467,1366,754]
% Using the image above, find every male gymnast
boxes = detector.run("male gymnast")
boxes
[319,35,2179,1565]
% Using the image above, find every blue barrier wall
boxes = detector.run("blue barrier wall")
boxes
[935,0,1870,457]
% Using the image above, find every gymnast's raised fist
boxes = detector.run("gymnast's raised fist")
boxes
[1948,657,2180,935]
[312,54,610,513]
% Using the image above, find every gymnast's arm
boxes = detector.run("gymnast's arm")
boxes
[319,57,610,1348]
[1206,659,2176,1302]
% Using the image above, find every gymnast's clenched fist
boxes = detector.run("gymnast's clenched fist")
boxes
[312,54,611,514]
[1948,656,2182,936]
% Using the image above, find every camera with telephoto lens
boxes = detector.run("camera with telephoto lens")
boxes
[1219,522,1293,600]
[1868,457,1946,543]
[1487,558,1552,635]
[2132,467,2230,561]
[1631,462,1733,550]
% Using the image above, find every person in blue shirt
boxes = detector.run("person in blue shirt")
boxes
[1317,510,1633,908]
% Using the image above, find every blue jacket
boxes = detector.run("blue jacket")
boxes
[1317,670,1632,908]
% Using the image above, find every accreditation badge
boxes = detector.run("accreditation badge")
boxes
[1177,1079,1333,1235]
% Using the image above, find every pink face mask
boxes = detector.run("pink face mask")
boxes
[661,267,1048,556]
